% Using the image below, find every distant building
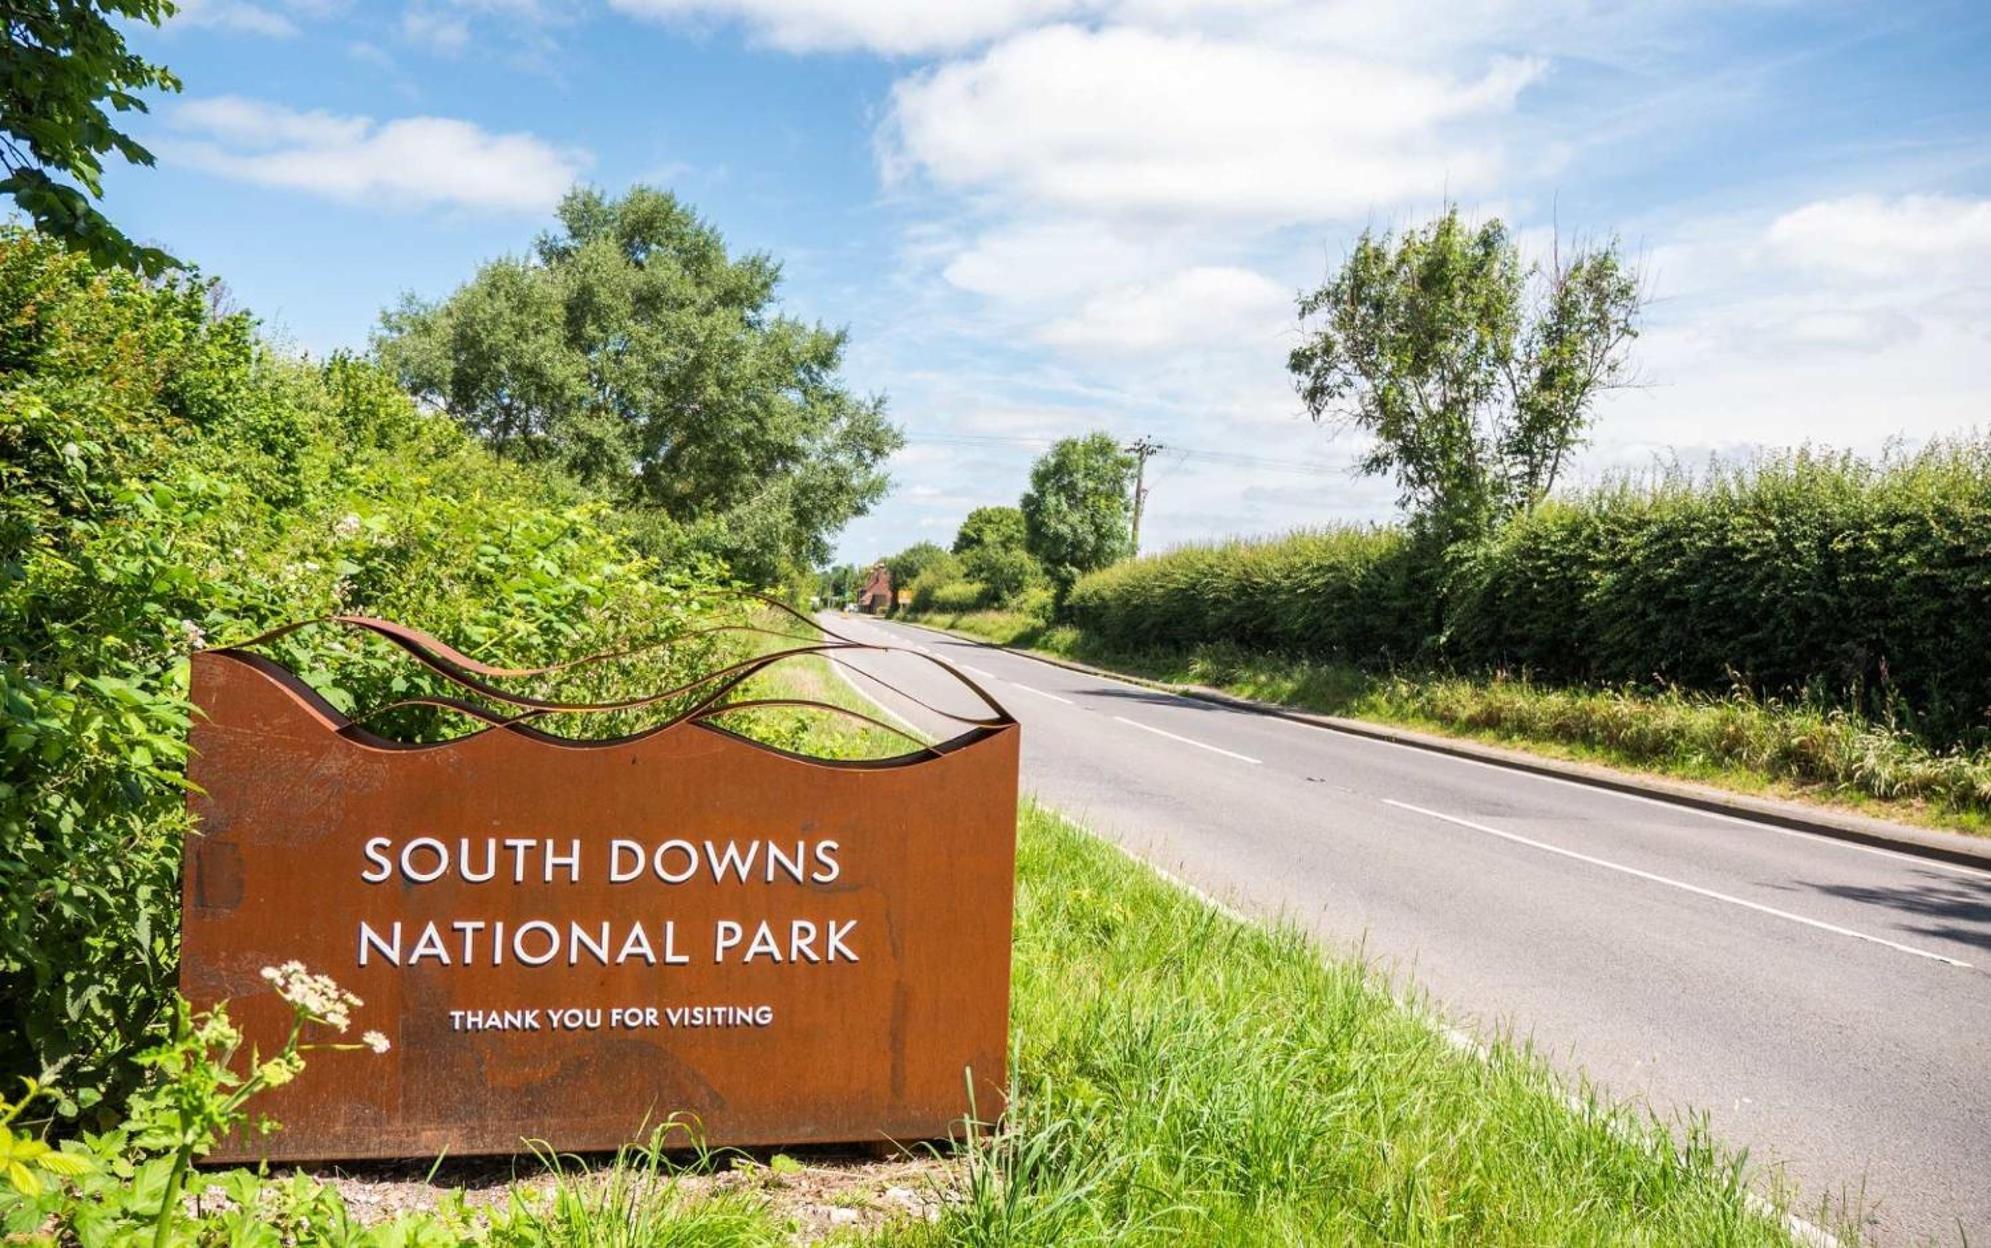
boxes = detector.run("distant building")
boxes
[856,564,893,614]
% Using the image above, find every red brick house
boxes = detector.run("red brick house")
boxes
[856,564,893,614]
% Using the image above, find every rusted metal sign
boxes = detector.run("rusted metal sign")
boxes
[181,610,1018,1161]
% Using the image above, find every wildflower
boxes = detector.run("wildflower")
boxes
[259,962,361,1031]
[179,618,207,648]
[362,1030,391,1054]
[333,513,362,539]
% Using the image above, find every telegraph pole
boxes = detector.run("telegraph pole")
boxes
[1125,436,1164,556]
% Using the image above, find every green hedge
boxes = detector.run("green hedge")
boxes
[0,230,730,1118]
[1066,444,1991,746]
[1066,527,1426,662]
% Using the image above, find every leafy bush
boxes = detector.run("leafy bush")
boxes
[913,577,989,614]
[1066,526,1424,662]
[1066,444,1991,748]
[0,228,729,1118]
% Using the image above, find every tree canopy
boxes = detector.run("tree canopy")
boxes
[952,505,1027,556]
[1288,207,1640,543]
[1,0,180,275]
[375,185,901,584]
[1021,432,1136,598]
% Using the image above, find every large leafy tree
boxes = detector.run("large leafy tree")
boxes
[1021,432,1136,600]
[952,504,1039,602]
[1288,207,1641,543]
[1,0,180,274]
[375,186,901,584]
[952,505,1027,556]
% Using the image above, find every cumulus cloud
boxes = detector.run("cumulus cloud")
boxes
[171,0,300,36]
[942,220,1163,304]
[1041,265,1290,353]
[1766,194,1991,281]
[886,25,1542,224]
[166,96,587,212]
[606,0,1088,53]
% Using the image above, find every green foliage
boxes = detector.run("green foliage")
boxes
[910,574,986,615]
[1067,526,1423,662]
[1066,442,1991,751]
[919,804,1802,1244]
[375,185,901,586]
[0,0,180,275]
[950,505,1043,604]
[1289,206,1639,542]
[952,505,1027,556]
[1020,432,1136,601]
[881,542,953,590]
[0,227,728,1117]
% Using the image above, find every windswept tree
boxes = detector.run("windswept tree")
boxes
[375,185,901,584]
[1021,432,1136,601]
[1288,207,1641,543]
[1,0,181,274]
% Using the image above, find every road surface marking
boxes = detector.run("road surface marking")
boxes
[1011,683,1075,705]
[1383,800,1970,968]
[823,660,928,738]
[1345,734,1991,880]
[958,663,999,680]
[1111,716,1262,764]
[881,619,1988,883]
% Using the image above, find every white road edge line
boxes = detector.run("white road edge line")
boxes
[1111,715,1262,764]
[823,659,927,738]
[1011,683,1075,705]
[884,619,1988,882]
[1383,799,1970,969]
[1361,730,1991,881]
[857,623,1840,1245]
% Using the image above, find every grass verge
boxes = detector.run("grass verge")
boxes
[23,625,1816,1244]
[903,608,1991,837]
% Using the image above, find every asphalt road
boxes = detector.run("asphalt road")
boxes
[821,613,1991,1247]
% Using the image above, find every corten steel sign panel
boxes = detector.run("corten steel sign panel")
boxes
[181,614,1018,1162]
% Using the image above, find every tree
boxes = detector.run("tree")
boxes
[1021,432,1136,600]
[952,505,1027,556]
[375,185,902,583]
[883,542,954,590]
[952,505,1039,602]
[1,0,180,275]
[1288,206,1641,543]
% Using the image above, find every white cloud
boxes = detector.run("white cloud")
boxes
[886,25,1542,224]
[171,0,300,36]
[606,0,1088,54]
[401,8,473,53]
[167,96,586,212]
[1766,194,1991,281]
[942,220,1161,304]
[1041,265,1289,353]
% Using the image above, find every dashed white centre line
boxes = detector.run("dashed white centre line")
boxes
[1111,716,1262,765]
[1011,683,1075,705]
[1383,799,1970,968]
[958,663,999,680]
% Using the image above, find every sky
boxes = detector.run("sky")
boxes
[105,0,1991,564]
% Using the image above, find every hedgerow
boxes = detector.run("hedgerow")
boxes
[0,229,730,1118]
[1065,444,1991,748]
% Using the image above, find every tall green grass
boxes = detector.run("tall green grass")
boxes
[876,805,1806,1245]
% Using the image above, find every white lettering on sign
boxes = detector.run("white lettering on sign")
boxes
[353,836,862,985]
[446,1004,776,1030]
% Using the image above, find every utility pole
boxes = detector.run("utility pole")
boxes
[1125,436,1164,556]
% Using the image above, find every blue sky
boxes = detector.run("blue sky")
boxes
[108,0,1991,563]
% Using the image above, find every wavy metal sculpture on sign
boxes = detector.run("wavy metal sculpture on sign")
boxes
[181,597,1020,1161]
